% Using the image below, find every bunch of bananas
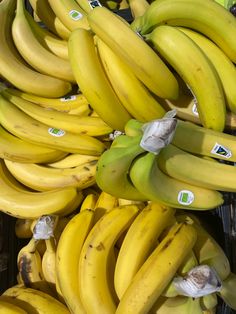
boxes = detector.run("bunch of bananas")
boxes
[0,194,234,314]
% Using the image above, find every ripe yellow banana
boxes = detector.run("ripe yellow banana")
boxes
[93,190,119,223]
[0,95,106,155]
[218,272,236,310]
[80,193,98,212]
[96,36,166,122]
[28,0,71,39]
[116,222,197,314]
[56,209,95,314]
[78,204,140,314]
[0,300,28,314]
[135,0,236,63]
[87,6,179,99]
[145,25,226,132]
[74,0,93,13]
[47,153,99,169]
[42,237,57,287]
[12,0,75,83]
[68,27,132,131]
[0,0,72,97]
[114,202,176,299]
[3,90,113,136]
[128,0,150,18]
[48,0,89,31]
[3,286,70,314]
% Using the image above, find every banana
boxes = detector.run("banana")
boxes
[178,250,199,276]
[116,222,197,314]
[93,190,119,223]
[96,134,148,201]
[0,124,67,164]
[68,28,132,131]
[128,0,150,18]
[114,202,176,299]
[56,209,94,314]
[74,0,93,13]
[0,158,83,219]
[178,26,236,114]
[217,272,236,310]
[25,10,69,60]
[12,0,75,83]
[0,95,106,155]
[48,0,89,31]
[4,158,98,191]
[0,0,72,98]
[3,286,70,314]
[80,193,98,212]
[47,153,99,169]
[87,6,179,99]
[78,204,140,314]
[28,0,71,39]
[129,151,224,210]
[200,293,218,311]
[0,300,28,314]
[6,87,90,113]
[2,90,113,136]
[42,237,57,287]
[144,25,226,132]
[135,0,236,63]
[15,218,33,239]
[96,36,166,122]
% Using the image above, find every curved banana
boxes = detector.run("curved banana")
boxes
[114,202,176,299]
[135,0,236,63]
[116,222,197,314]
[68,28,132,131]
[0,124,67,164]
[42,237,57,287]
[12,0,75,82]
[80,193,98,212]
[74,0,93,13]
[56,209,95,314]
[6,87,90,113]
[0,0,72,98]
[218,272,236,310]
[96,36,166,122]
[0,300,28,314]
[128,0,150,18]
[87,6,179,99]
[0,158,83,219]
[3,286,70,314]
[4,158,98,191]
[78,204,140,314]
[93,190,119,223]
[0,95,106,155]
[96,135,148,201]
[28,0,71,39]
[145,25,226,132]
[200,293,218,311]
[129,151,224,210]
[47,153,99,169]
[48,0,89,31]
[2,91,113,136]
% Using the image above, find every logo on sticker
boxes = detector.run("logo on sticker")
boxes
[60,95,77,102]
[211,143,232,159]
[48,128,65,137]
[178,190,194,206]
[69,10,83,20]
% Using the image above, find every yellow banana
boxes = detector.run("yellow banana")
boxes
[145,25,226,132]
[48,0,89,31]
[68,27,132,131]
[78,205,140,314]
[47,153,99,169]
[96,36,166,122]
[28,0,71,39]
[0,95,106,155]
[12,0,75,83]
[93,190,119,223]
[87,6,179,99]
[4,158,98,191]
[0,158,83,219]
[217,272,236,310]
[74,0,93,13]
[116,222,197,314]
[135,0,236,63]
[56,209,95,314]
[114,202,176,299]
[0,0,72,98]
[128,0,150,18]
[2,90,113,136]
[80,193,98,212]
[15,218,33,239]
[42,237,57,287]
[0,300,28,314]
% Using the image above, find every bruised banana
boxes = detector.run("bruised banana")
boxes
[68,27,132,131]
[116,222,197,314]
[0,0,72,98]
[0,95,105,155]
[80,193,98,212]
[87,6,179,99]
[2,91,113,136]
[78,205,140,314]
[12,0,75,83]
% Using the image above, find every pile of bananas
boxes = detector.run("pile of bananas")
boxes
[0,0,236,312]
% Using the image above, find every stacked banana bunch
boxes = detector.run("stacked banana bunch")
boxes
[1,194,235,313]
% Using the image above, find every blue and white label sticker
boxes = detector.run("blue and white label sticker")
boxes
[211,143,232,159]
[178,190,194,206]
[60,95,77,102]
[89,0,102,8]
[48,128,66,137]
[69,10,83,20]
